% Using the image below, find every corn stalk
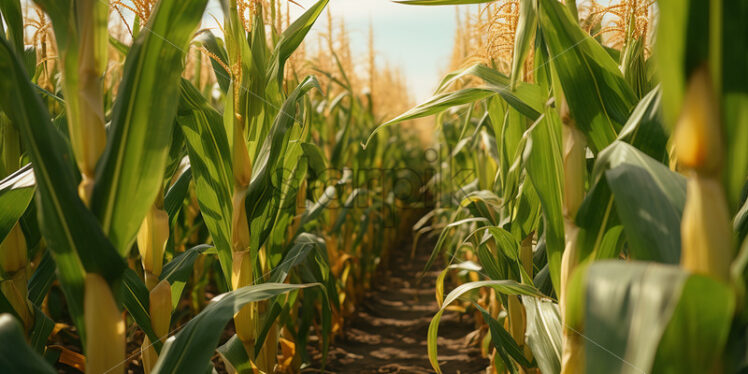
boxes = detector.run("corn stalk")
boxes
[558,99,587,374]
[675,67,732,281]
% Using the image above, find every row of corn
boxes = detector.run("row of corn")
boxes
[0,0,428,373]
[375,0,747,373]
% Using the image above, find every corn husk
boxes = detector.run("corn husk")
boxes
[560,328,585,374]
[559,98,587,374]
[73,0,108,204]
[673,68,722,176]
[680,176,732,281]
[232,249,255,356]
[84,273,125,374]
[0,223,32,330]
[675,67,732,281]
[142,280,172,373]
[137,205,169,290]
[255,300,278,373]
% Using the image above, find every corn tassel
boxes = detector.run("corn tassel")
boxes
[0,223,32,331]
[84,273,125,374]
[142,280,172,374]
[675,67,732,281]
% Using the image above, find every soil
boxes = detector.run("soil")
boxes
[305,240,490,374]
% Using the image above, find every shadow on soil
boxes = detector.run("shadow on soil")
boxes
[306,238,489,373]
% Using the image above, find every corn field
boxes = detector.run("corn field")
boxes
[0,0,746,373]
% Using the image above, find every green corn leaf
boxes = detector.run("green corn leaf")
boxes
[121,268,162,353]
[522,296,562,374]
[195,31,231,93]
[177,79,234,284]
[0,294,18,324]
[652,273,734,373]
[28,251,55,306]
[91,0,209,254]
[595,141,686,263]
[365,88,495,147]
[299,185,337,228]
[573,179,623,261]
[575,90,670,262]
[423,217,490,275]
[164,165,192,229]
[0,0,24,54]
[537,0,636,152]
[0,314,56,374]
[436,63,510,93]
[28,305,54,354]
[510,0,537,89]
[0,35,126,343]
[617,87,668,161]
[654,0,709,128]
[245,76,319,252]
[0,164,34,242]
[523,110,564,294]
[475,303,533,370]
[267,0,329,86]
[301,142,328,180]
[434,64,545,117]
[569,261,733,374]
[160,244,216,310]
[720,1,748,211]
[152,283,319,374]
[427,280,544,374]
[216,335,252,373]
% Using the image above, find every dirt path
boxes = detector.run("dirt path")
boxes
[307,240,489,373]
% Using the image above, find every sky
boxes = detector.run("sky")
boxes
[13,0,470,103]
[15,1,621,103]
[204,0,471,103]
[293,0,470,103]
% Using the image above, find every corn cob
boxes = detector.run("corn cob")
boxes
[675,67,732,281]
[137,204,170,291]
[84,273,125,374]
[136,198,172,371]
[674,69,723,176]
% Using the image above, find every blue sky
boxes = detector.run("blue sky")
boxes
[255,0,473,103]
[180,0,469,102]
[96,0,468,103]
[287,0,470,102]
